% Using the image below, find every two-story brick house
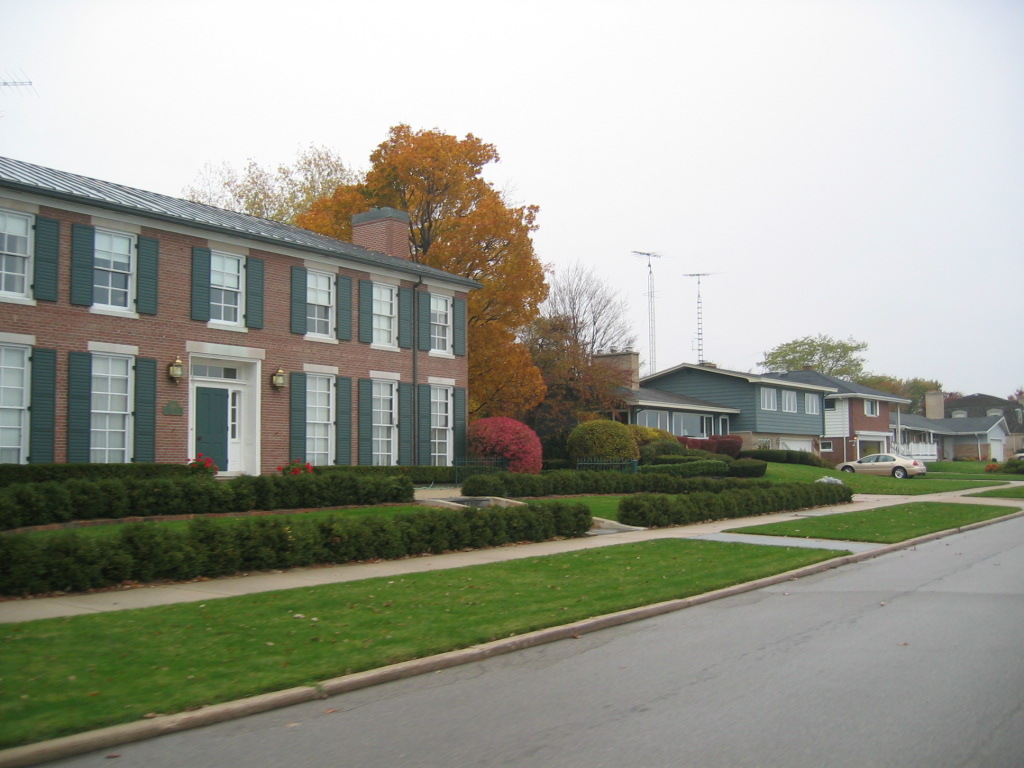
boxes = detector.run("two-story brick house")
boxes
[0,156,479,475]
[763,368,910,464]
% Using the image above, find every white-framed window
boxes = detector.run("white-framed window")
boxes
[824,398,836,411]
[0,209,32,299]
[701,415,714,437]
[636,409,670,432]
[761,387,777,411]
[864,399,879,417]
[372,379,397,465]
[90,354,132,463]
[820,440,834,452]
[672,413,685,436]
[0,344,29,463]
[210,252,244,324]
[93,229,136,310]
[781,390,798,413]
[430,295,451,353]
[306,271,334,337]
[430,386,453,466]
[372,283,397,346]
[805,393,820,415]
[306,374,334,466]
[719,415,730,435]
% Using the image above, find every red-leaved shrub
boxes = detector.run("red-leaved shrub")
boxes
[676,435,743,458]
[468,418,543,474]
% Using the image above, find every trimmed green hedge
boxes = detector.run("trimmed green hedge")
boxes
[728,458,769,477]
[639,461,730,477]
[461,470,773,498]
[0,474,414,532]
[0,502,591,596]
[312,465,458,484]
[737,449,830,467]
[0,463,191,490]
[618,482,853,527]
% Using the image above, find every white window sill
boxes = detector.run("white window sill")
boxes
[304,334,339,344]
[90,305,139,319]
[429,349,455,359]
[207,321,248,333]
[0,294,36,306]
[371,343,401,353]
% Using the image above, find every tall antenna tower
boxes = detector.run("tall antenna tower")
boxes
[683,272,717,364]
[632,251,662,373]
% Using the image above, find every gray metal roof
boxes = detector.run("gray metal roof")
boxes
[891,413,1005,435]
[762,369,911,403]
[0,156,480,290]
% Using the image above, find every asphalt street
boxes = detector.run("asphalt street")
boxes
[43,513,1024,768]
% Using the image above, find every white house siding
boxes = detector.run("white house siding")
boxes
[824,400,849,437]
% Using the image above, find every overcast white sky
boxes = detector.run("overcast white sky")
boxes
[4,0,1022,397]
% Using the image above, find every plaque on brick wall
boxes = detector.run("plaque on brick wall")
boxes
[163,401,184,416]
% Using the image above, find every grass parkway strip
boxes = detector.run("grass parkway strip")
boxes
[0,539,845,750]
[727,502,1017,543]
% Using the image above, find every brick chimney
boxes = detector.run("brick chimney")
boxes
[924,390,945,419]
[351,207,411,260]
[595,349,640,391]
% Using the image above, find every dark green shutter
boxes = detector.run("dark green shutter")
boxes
[335,376,352,465]
[136,237,159,315]
[398,287,413,350]
[358,280,373,343]
[453,298,467,356]
[290,266,307,335]
[28,348,56,463]
[454,387,467,460]
[67,351,92,462]
[398,382,413,464]
[417,291,432,351]
[289,372,307,462]
[357,379,373,465]
[417,384,432,465]
[70,224,95,306]
[336,275,352,340]
[133,358,156,462]
[245,257,264,329]
[32,218,59,302]
[191,247,211,321]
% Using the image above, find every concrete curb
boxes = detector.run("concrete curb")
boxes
[3,507,1023,768]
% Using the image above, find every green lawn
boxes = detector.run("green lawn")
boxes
[926,461,990,474]
[965,486,1024,500]
[727,501,1015,543]
[763,463,1004,494]
[0,539,845,749]
[526,495,626,521]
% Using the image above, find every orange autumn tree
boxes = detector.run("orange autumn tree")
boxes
[298,125,548,418]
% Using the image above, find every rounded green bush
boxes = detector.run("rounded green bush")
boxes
[566,420,639,462]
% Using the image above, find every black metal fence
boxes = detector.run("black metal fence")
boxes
[453,457,509,484]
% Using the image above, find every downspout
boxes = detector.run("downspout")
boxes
[412,277,424,466]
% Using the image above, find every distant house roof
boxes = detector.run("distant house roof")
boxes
[944,393,1024,432]
[619,386,740,414]
[762,369,911,404]
[0,156,481,290]
[891,413,1007,436]
[644,363,837,393]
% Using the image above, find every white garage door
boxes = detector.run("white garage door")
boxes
[779,438,814,452]
[991,439,1004,461]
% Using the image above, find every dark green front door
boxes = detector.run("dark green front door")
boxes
[195,387,229,472]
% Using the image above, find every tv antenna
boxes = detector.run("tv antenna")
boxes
[683,272,718,364]
[1,71,37,100]
[632,251,662,373]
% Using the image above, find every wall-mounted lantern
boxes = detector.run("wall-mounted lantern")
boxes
[271,368,288,389]
[168,356,185,382]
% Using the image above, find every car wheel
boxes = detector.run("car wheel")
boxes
[893,467,908,479]
[841,466,854,473]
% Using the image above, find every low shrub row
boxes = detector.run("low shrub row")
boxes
[0,462,191,490]
[737,449,831,467]
[461,470,773,498]
[991,459,1024,475]
[617,482,853,527]
[313,465,458,484]
[0,474,414,532]
[0,501,592,596]
[639,461,730,477]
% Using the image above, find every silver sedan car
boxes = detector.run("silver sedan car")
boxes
[836,453,927,479]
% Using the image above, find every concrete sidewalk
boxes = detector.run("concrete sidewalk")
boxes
[2,485,1020,625]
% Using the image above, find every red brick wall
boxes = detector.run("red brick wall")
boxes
[4,203,469,473]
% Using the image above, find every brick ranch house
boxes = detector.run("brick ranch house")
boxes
[0,156,479,475]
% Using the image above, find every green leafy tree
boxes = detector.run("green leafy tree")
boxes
[857,375,944,415]
[759,334,868,378]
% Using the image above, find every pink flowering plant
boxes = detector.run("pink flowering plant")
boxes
[278,458,315,475]
[186,453,218,477]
